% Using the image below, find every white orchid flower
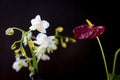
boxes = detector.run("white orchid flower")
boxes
[29,15,49,33]
[41,54,50,60]
[36,52,50,61]
[34,33,57,53]
[34,33,47,45]
[12,58,28,72]
[35,45,50,61]
[45,36,57,53]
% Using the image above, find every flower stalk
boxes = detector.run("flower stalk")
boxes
[112,48,120,76]
[96,37,110,80]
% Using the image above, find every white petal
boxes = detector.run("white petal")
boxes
[40,20,49,29]
[36,53,41,60]
[41,54,50,60]
[28,32,32,38]
[48,36,55,40]
[34,33,47,45]
[33,41,41,45]
[23,36,27,46]
[12,59,28,72]
[36,33,47,41]
[31,15,41,25]
[35,15,41,21]
[12,61,21,72]
[39,29,46,33]
[29,26,36,30]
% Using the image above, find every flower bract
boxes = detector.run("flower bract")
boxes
[73,24,105,39]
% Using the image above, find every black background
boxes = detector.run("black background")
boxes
[0,0,120,80]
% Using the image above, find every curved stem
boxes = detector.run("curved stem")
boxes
[12,27,25,32]
[96,37,109,80]
[112,48,120,76]
[20,32,25,47]
[12,27,25,48]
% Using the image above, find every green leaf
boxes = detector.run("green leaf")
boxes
[108,73,114,80]
[113,75,120,80]
[109,73,120,80]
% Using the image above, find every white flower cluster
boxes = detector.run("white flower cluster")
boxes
[6,15,57,76]
[6,15,76,78]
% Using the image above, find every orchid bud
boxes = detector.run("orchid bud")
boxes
[56,27,64,32]
[5,28,14,36]
[69,38,76,43]
[61,42,67,48]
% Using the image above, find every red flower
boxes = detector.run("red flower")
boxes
[73,20,105,39]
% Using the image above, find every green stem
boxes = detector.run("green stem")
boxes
[112,48,120,76]
[12,27,25,32]
[29,43,38,73]
[96,37,109,80]
[27,32,38,74]
[12,27,25,48]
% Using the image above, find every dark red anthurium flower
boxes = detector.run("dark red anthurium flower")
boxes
[73,19,105,39]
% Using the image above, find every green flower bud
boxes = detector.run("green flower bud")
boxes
[61,42,67,48]
[14,49,20,54]
[5,28,14,36]
[70,38,76,43]
[56,27,64,32]
[29,66,34,72]
[65,37,69,42]
[21,47,26,57]
[54,38,59,45]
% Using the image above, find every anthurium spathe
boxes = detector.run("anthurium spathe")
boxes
[73,20,105,39]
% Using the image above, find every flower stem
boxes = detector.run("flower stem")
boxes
[12,27,25,32]
[112,48,120,76]
[29,44,38,72]
[96,37,109,80]
[28,37,38,74]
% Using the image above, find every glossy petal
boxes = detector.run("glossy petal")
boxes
[73,24,105,39]
[90,26,105,38]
